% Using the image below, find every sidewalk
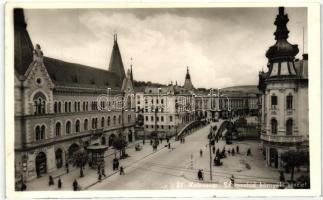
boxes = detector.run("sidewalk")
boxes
[25,139,172,191]
[182,139,307,187]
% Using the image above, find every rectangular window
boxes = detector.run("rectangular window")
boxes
[271,96,277,109]
[287,95,293,109]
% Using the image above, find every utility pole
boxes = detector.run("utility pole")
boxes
[208,127,213,181]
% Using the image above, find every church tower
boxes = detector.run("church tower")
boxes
[183,66,194,91]
[260,7,308,169]
[108,34,126,85]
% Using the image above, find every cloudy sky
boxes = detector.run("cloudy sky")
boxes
[24,7,307,89]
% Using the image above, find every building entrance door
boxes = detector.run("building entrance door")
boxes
[35,152,47,177]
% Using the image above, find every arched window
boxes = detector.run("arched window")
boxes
[54,102,58,113]
[74,102,77,112]
[271,118,278,134]
[58,102,61,113]
[101,117,105,127]
[118,115,121,124]
[83,102,85,111]
[65,102,68,112]
[107,116,111,126]
[33,92,46,115]
[35,125,45,140]
[35,126,41,140]
[84,119,88,131]
[78,102,80,112]
[113,116,116,125]
[75,120,80,133]
[68,102,72,112]
[55,122,61,136]
[286,94,293,110]
[40,125,45,139]
[286,119,293,135]
[66,121,71,134]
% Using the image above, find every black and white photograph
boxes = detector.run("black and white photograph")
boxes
[4,2,321,198]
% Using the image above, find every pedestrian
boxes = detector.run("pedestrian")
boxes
[49,175,54,186]
[167,138,169,143]
[65,163,69,174]
[279,171,285,182]
[143,139,145,145]
[168,142,171,149]
[97,165,101,174]
[197,170,203,181]
[228,149,231,156]
[120,166,125,175]
[73,179,78,191]
[116,159,119,170]
[58,177,62,189]
[247,148,251,156]
[212,146,215,154]
[200,149,203,157]
[230,175,235,187]
[236,145,239,154]
[101,168,106,177]
[98,173,102,182]
[232,148,235,156]
[150,140,153,145]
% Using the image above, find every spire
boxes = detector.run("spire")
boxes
[274,7,290,40]
[183,66,194,90]
[266,7,299,63]
[14,8,34,76]
[108,33,126,84]
[185,66,191,79]
[130,58,134,83]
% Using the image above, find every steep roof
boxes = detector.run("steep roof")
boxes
[43,57,121,90]
[108,34,126,84]
[14,8,34,76]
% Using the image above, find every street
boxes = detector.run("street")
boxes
[89,120,282,190]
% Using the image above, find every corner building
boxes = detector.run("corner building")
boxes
[259,7,309,168]
[14,9,135,181]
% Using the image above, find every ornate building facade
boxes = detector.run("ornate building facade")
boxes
[259,7,309,168]
[14,9,136,181]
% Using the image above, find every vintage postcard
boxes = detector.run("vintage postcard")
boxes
[4,1,321,199]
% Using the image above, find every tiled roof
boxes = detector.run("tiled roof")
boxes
[43,57,121,90]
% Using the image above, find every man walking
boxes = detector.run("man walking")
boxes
[73,179,78,191]
[58,177,62,189]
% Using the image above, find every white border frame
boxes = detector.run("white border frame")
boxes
[4,2,321,198]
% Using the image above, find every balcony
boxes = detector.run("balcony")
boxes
[261,134,304,143]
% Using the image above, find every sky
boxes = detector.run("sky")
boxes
[24,7,307,89]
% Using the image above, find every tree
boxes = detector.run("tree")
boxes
[280,150,309,183]
[113,137,128,159]
[72,148,88,177]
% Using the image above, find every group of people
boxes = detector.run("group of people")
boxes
[179,137,185,144]
[46,175,63,189]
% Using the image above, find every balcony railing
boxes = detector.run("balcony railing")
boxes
[261,134,303,143]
